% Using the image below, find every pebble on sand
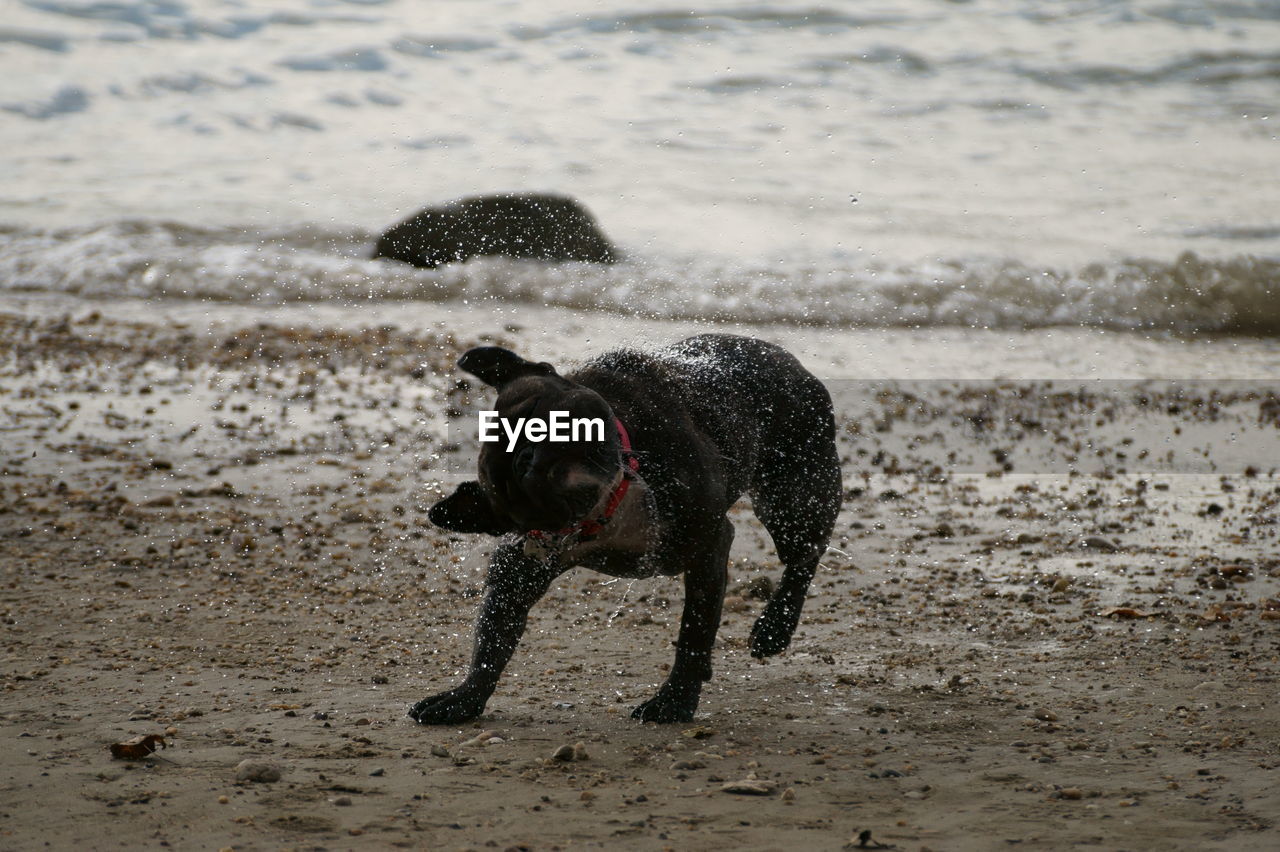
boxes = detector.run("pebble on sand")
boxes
[552,742,589,762]
[459,729,502,749]
[1082,535,1120,552]
[234,760,282,783]
[721,779,777,795]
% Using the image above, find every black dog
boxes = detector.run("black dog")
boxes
[412,334,842,724]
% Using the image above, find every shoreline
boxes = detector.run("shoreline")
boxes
[6,292,1280,379]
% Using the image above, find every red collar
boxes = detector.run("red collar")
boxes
[526,417,639,544]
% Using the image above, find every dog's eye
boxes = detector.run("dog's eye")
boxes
[512,443,535,473]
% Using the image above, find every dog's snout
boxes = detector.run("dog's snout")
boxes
[514,444,557,486]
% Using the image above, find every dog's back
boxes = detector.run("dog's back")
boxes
[570,334,841,658]
[570,334,836,505]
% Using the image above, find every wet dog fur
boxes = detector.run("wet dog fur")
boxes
[412,334,842,724]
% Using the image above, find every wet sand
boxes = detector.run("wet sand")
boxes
[2,305,1279,850]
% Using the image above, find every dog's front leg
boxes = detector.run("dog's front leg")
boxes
[632,518,733,723]
[410,543,562,725]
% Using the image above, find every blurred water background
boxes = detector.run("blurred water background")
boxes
[1,0,1277,335]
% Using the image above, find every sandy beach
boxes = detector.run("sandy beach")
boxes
[2,301,1278,850]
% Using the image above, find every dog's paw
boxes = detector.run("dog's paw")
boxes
[630,684,699,724]
[408,688,486,725]
[749,601,800,658]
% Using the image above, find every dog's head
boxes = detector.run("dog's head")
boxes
[429,347,623,536]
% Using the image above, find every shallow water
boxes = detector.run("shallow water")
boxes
[2,220,1278,335]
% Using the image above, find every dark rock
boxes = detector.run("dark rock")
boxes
[372,193,619,268]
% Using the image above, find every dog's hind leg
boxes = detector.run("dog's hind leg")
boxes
[747,436,842,659]
[410,542,563,724]
[631,517,733,723]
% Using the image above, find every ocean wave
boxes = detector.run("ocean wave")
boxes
[390,35,500,58]
[802,47,933,76]
[1015,50,1280,90]
[1,222,1277,335]
[0,25,68,51]
[278,47,389,73]
[20,0,378,42]
[1,84,89,119]
[1184,225,1280,241]
[510,7,915,41]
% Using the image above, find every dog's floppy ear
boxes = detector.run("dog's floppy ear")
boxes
[458,346,556,389]
[428,480,513,535]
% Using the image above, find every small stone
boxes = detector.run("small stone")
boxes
[572,742,589,762]
[369,767,385,777]
[430,744,450,758]
[1059,787,1084,800]
[332,796,352,806]
[354,718,371,726]
[781,787,796,802]
[459,729,501,748]
[681,726,717,739]
[579,790,595,802]
[720,780,776,795]
[1033,708,1058,722]
[217,795,229,805]
[1082,536,1119,552]
[670,759,705,771]
[234,760,282,783]
[552,744,576,762]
